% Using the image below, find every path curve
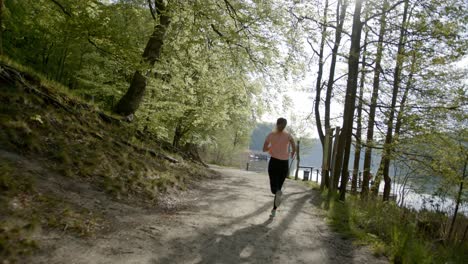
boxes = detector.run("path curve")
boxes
[33,165,388,264]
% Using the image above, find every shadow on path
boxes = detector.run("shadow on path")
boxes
[152,189,348,264]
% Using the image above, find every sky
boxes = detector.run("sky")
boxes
[261,55,468,139]
[260,51,347,139]
[259,0,468,140]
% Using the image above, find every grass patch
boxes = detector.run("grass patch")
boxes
[301,180,321,190]
[320,192,468,263]
[0,57,209,200]
[0,57,216,261]
[0,160,103,262]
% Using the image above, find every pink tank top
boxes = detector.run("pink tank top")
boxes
[266,131,291,160]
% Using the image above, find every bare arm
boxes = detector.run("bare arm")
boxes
[289,135,296,158]
[263,136,270,152]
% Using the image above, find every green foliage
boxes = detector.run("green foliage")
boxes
[4,0,151,108]
[400,130,468,208]
[2,0,287,149]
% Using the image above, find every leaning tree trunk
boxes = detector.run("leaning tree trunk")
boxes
[361,0,388,198]
[313,0,329,146]
[374,0,409,201]
[351,23,368,194]
[326,0,348,192]
[114,0,171,116]
[324,0,348,134]
[337,0,365,201]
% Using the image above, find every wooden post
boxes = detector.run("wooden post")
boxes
[294,140,301,180]
[246,162,249,171]
[316,169,319,183]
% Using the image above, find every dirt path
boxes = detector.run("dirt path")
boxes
[31,165,388,264]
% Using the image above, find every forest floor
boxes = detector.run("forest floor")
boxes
[12,160,388,264]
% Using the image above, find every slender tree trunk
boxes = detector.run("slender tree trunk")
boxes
[173,122,183,148]
[330,127,341,192]
[325,0,348,134]
[461,224,468,244]
[351,24,368,194]
[321,129,332,189]
[337,0,365,201]
[394,50,416,138]
[233,131,239,147]
[314,0,329,146]
[361,0,388,198]
[448,157,467,241]
[375,0,410,201]
[57,45,69,82]
[115,0,171,116]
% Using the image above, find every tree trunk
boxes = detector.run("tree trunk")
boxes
[375,0,410,201]
[394,50,417,138]
[115,0,171,116]
[294,140,301,180]
[338,0,365,201]
[361,0,388,198]
[351,23,368,194]
[173,122,184,148]
[57,44,69,82]
[330,127,341,192]
[321,128,333,190]
[448,157,467,241]
[324,0,348,134]
[314,0,329,146]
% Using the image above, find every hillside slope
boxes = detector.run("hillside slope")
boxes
[0,59,217,262]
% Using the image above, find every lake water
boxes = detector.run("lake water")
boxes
[245,159,468,216]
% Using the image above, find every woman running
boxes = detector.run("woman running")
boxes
[263,118,296,217]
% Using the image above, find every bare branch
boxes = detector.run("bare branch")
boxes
[147,0,156,20]
[49,0,72,17]
[363,0,405,24]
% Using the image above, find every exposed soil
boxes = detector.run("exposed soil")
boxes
[8,159,389,264]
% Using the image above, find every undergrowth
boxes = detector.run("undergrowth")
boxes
[0,57,214,261]
[0,57,210,199]
[321,191,468,263]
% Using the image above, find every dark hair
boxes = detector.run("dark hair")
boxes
[277,117,287,126]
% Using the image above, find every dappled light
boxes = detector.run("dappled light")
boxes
[0,0,466,263]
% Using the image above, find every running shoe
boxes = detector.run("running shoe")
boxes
[270,209,276,217]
